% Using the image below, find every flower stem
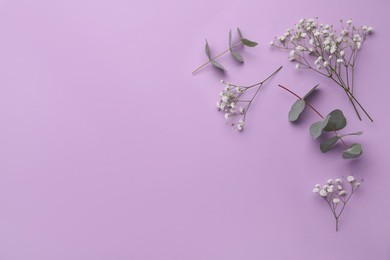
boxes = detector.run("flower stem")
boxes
[192,42,242,74]
[336,217,339,232]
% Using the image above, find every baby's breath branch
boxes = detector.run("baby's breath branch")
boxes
[192,42,242,74]
[271,18,374,121]
[278,84,348,147]
[313,176,362,231]
[216,66,282,131]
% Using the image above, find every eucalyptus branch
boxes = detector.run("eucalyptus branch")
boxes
[192,28,258,74]
[278,84,364,159]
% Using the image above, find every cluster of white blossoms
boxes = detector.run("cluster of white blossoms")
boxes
[216,80,247,131]
[271,18,373,72]
[312,175,362,231]
[313,176,360,200]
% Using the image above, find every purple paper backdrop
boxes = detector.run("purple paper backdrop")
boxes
[0,0,389,259]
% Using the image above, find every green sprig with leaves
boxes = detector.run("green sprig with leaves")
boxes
[279,84,363,159]
[192,28,258,74]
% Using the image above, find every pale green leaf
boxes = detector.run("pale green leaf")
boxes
[288,99,305,122]
[211,60,226,71]
[342,143,363,159]
[231,51,244,63]
[324,109,347,131]
[241,38,258,47]
[310,115,330,140]
[320,135,340,153]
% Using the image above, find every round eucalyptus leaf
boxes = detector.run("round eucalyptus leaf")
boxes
[320,135,340,153]
[288,99,305,122]
[310,115,330,140]
[303,84,319,101]
[342,143,363,159]
[324,109,347,131]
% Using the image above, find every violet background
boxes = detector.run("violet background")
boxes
[0,0,389,259]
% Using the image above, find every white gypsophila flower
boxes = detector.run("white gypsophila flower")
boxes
[224,113,230,120]
[339,50,345,57]
[337,59,344,63]
[339,190,347,196]
[347,19,353,25]
[333,198,340,204]
[295,63,300,69]
[316,64,321,70]
[347,176,355,182]
[221,95,229,102]
[314,31,320,37]
[239,107,244,114]
[335,178,342,183]
[327,186,334,193]
[315,184,321,188]
[330,45,337,54]
[220,80,225,84]
[216,101,221,109]
[237,119,245,131]
[230,102,235,108]
[278,36,286,42]
[327,179,333,184]
[337,185,343,190]
[323,61,329,67]
[270,40,275,46]
[355,182,361,188]
[313,187,320,193]
[319,189,328,197]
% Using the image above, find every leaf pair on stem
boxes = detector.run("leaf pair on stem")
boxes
[282,84,363,159]
[193,28,258,74]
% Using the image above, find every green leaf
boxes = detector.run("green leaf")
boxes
[229,30,232,49]
[241,38,258,47]
[320,135,340,153]
[324,109,347,131]
[303,84,319,100]
[342,143,363,159]
[288,99,305,122]
[231,51,244,63]
[340,131,363,138]
[205,39,211,60]
[310,115,330,140]
[237,27,243,40]
[211,60,226,72]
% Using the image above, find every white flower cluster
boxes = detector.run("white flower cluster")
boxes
[313,176,361,202]
[271,18,373,72]
[216,80,246,131]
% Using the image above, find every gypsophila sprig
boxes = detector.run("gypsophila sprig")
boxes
[279,84,363,159]
[192,28,258,74]
[216,66,282,131]
[313,176,362,231]
[271,18,374,121]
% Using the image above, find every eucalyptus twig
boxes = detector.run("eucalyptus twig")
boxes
[192,28,258,74]
[313,176,362,231]
[278,84,347,147]
[192,42,242,74]
[215,66,283,131]
[279,84,364,159]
